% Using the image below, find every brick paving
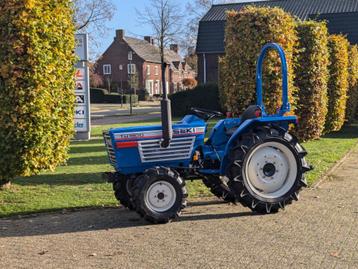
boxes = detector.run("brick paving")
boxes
[0,148,357,269]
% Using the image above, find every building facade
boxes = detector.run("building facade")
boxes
[196,0,358,84]
[95,29,196,95]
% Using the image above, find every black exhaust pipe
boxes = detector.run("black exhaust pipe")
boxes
[161,62,173,148]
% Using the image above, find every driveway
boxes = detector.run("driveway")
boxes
[0,148,357,269]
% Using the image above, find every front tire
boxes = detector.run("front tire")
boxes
[227,126,311,214]
[132,167,187,224]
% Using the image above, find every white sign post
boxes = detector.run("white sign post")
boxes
[74,34,91,140]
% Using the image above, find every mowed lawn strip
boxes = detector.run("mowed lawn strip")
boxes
[0,120,357,217]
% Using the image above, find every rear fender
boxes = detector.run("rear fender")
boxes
[219,116,297,175]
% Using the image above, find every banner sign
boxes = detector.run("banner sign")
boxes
[74,34,91,140]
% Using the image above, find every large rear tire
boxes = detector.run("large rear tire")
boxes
[202,175,236,203]
[227,125,311,214]
[113,173,135,210]
[132,167,187,224]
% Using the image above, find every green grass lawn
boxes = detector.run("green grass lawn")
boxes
[0,120,357,217]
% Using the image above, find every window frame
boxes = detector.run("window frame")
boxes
[103,64,111,75]
[127,63,136,74]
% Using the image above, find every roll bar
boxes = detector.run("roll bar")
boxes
[256,43,290,116]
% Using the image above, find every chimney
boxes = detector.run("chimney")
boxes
[170,44,179,54]
[144,36,154,45]
[115,29,125,41]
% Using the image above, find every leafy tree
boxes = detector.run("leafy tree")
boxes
[0,0,76,187]
[293,21,330,141]
[325,35,349,133]
[219,6,297,115]
[345,45,358,123]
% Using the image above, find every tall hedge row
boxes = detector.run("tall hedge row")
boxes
[220,6,297,115]
[0,0,76,185]
[325,35,350,133]
[345,45,358,123]
[169,84,222,117]
[293,21,330,141]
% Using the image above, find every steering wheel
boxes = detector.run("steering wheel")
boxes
[190,107,223,121]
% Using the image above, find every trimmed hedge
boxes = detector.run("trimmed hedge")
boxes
[345,45,358,123]
[220,6,297,115]
[90,88,138,104]
[325,35,350,133]
[0,0,75,185]
[169,84,222,117]
[293,21,330,141]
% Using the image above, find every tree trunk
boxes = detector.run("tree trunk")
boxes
[0,180,11,190]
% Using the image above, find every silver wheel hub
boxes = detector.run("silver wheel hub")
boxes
[145,181,176,213]
[244,142,297,200]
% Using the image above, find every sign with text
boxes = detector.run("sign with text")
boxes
[74,34,90,140]
[75,106,86,119]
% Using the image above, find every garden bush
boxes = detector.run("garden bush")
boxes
[90,88,138,104]
[219,6,297,115]
[169,84,222,117]
[0,0,76,186]
[345,45,358,123]
[293,21,330,141]
[325,35,350,133]
[90,88,108,103]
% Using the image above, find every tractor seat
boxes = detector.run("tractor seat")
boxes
[224,105,262,136]
[240,105,262,122]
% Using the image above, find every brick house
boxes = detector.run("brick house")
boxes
[95,29,196,95]
[196,0,358,84]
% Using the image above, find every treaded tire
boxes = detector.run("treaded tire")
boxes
[202,175,236,203]
[113,173,135,210]
[227,125,311,214]
[132,167,187,224]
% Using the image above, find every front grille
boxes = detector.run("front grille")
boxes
[103,131,117,166]
[138,136,195,163]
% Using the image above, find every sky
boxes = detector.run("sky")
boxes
[92,0,192,57]
[91,0,264,57]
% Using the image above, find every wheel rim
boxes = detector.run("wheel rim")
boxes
[243,141,298,200]
[144,180,177,213]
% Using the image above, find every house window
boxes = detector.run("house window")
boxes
[119,65,123,71]
[146,80,154,95]
[127,64,136,74]
[147,65,151,76]
[128,51,133,60]
[103,64,111,75]
[154,66,159,76]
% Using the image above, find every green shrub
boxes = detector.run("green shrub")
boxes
[137,89,150,101]
[345,45,358,123]
[325,35,350,133]
[220,6,297,115]
[90,88,138,104]
[293,21,330,141]
[0,0,76,185]
[90,88,108,103]
[169,84,222,117]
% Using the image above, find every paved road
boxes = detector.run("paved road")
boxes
[0,149,357,269]
[91,102,161,126]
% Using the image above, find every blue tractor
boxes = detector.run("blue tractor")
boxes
[103,43,312,223]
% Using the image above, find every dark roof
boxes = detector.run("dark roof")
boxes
[197,0,358,53]
[202,0,358,21]
[125,36,182,64]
